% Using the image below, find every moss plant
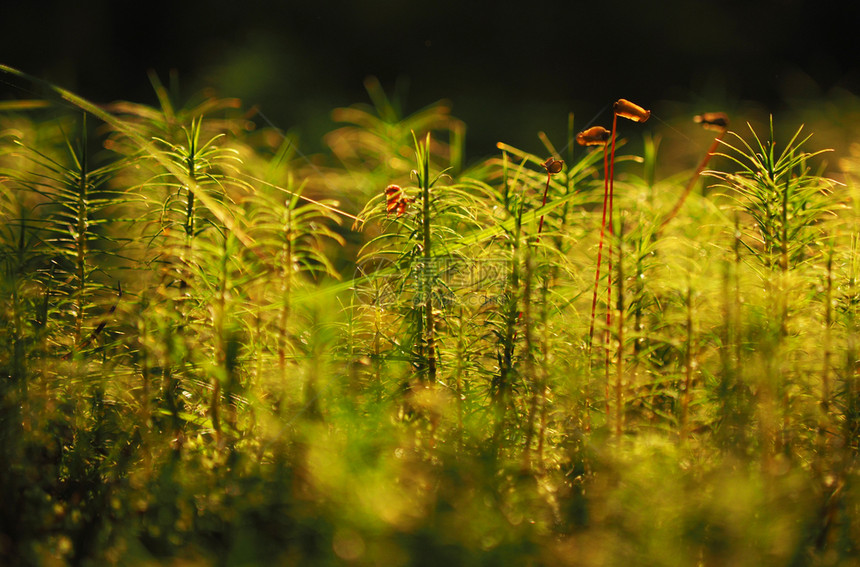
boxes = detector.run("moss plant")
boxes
[1,65,859,566]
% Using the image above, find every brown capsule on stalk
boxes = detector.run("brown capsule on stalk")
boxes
[694,112,729,132]
[542,156,564,174]
[614,99,651,123]
[385,184,410,216]
[576,126,612,146]
[385,184,401,212]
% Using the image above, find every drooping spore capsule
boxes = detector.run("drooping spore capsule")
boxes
[542,156,564,174]
[613,99,651,123]
[693,112,729,132]
[385,184,410,216]
[576,126,612,146]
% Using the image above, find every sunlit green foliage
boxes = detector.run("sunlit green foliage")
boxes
[2,68,860,566]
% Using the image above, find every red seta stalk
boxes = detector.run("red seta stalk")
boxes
[538,157,564,240]
[658,112,729,232]
[585,99,649,372]
[577,127,611,350]
[604,112,618,391]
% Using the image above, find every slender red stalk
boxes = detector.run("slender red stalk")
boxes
[514,158,562,344]
[537,157,563,240]
[604,113,618,414]
[537,174,551,236]
[587,143,611,349]
[659,130,726,232]
[588,99,648,422]
[606,112,619,332]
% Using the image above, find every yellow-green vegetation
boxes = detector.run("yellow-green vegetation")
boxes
[2,67,860,566]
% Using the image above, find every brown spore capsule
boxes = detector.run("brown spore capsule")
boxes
[613,99,650,123]
[542,156,564,174]
[576,126,612,146]
[385,184,410,216]
[694,112,729,132]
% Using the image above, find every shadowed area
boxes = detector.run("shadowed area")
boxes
[2,0,858,155]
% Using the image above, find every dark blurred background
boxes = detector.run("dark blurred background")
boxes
[2,0,859,160]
